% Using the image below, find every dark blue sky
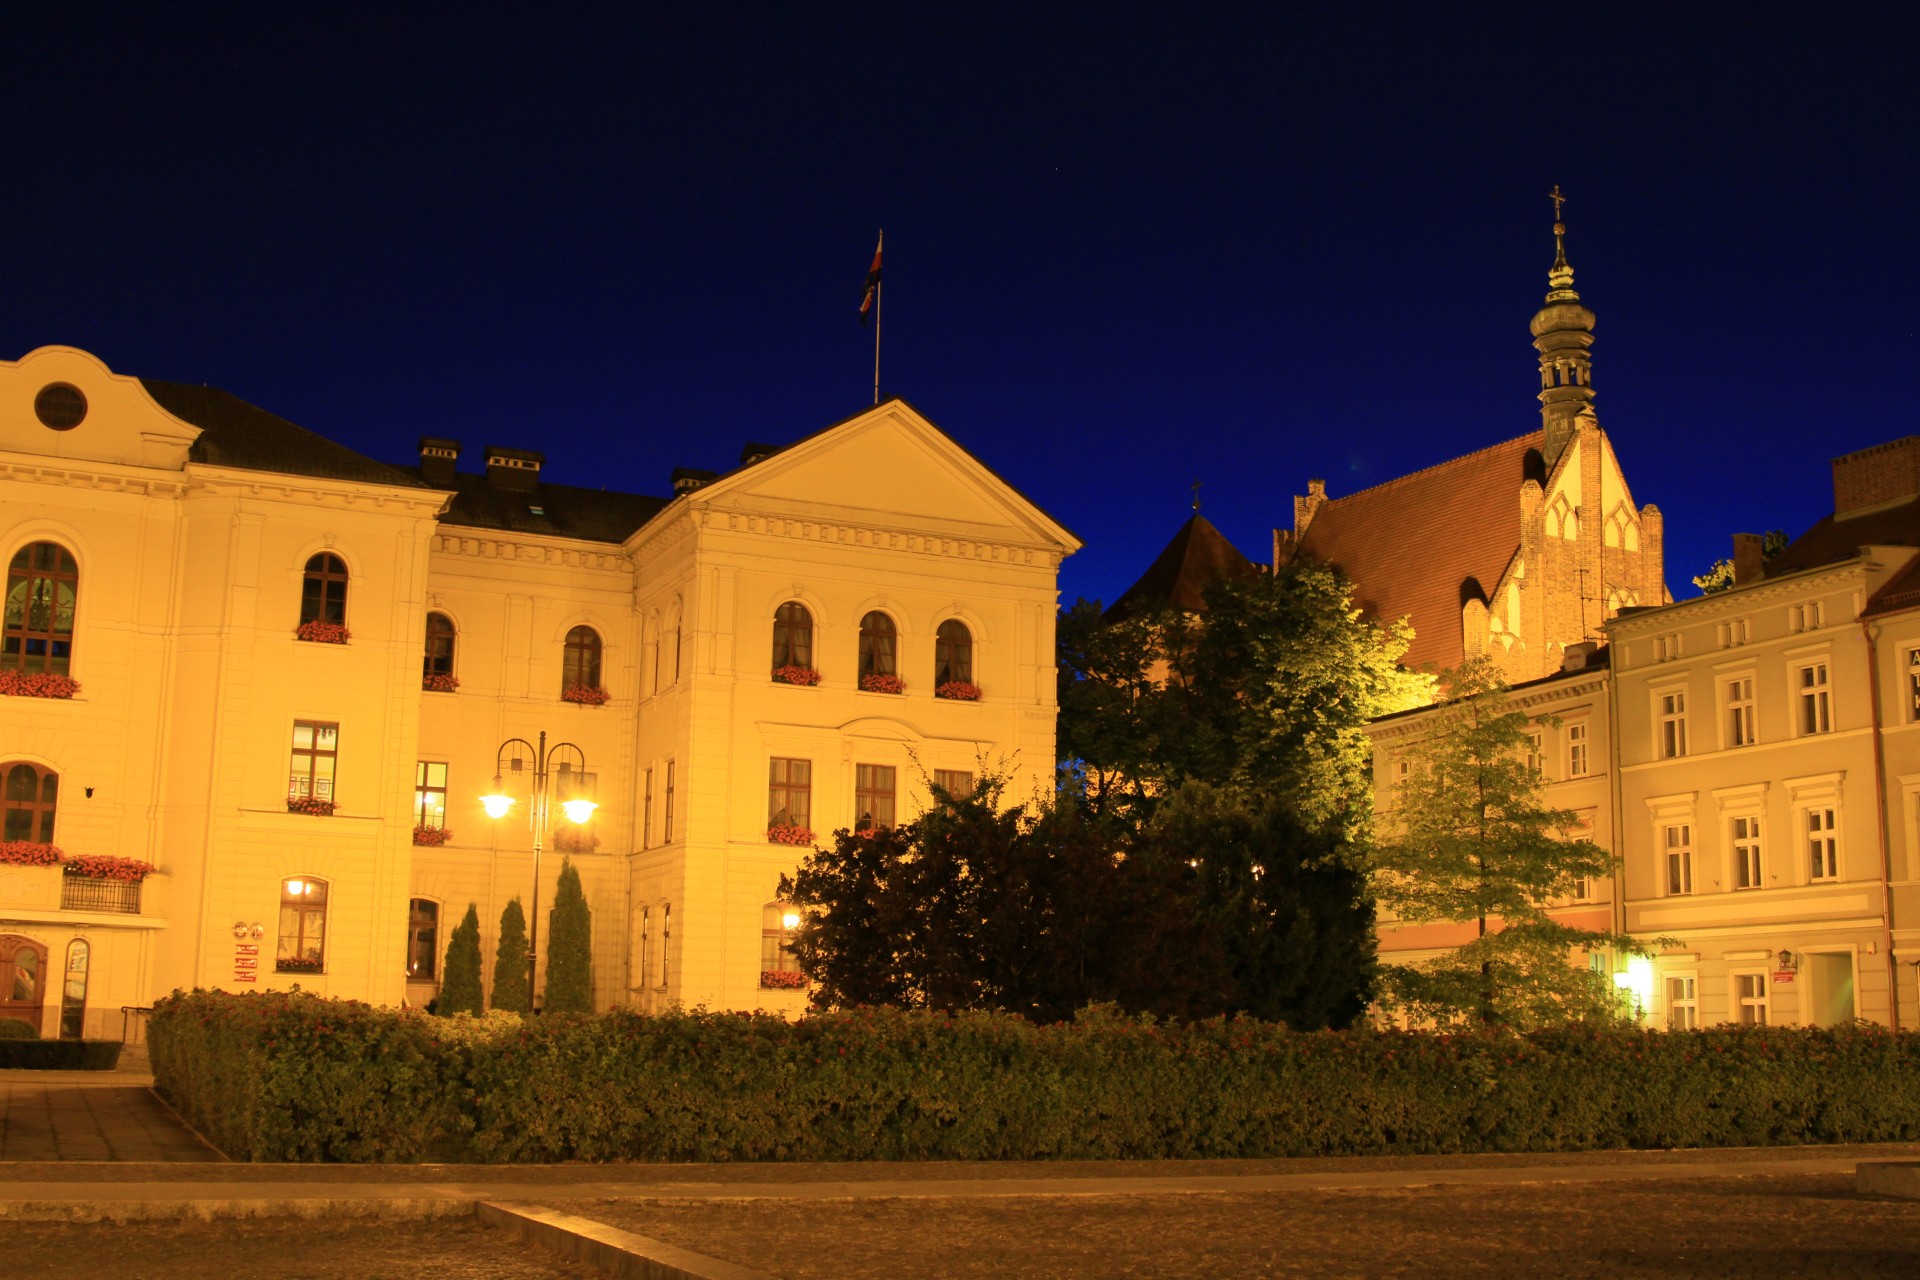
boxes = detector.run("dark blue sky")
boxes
[7,5,1915,608]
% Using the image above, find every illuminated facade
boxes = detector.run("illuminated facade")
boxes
[0,344,1076,1034]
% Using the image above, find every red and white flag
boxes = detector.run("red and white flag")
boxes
[858,233,883,324]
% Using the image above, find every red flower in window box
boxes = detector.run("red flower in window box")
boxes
[772,665,821,687]
[275,956,324,974]
[0,841,63,867]
[759,969,807,990]
[295,620,352,644]
[553,827,600,854]
[859,674,905,695]
[287,796,336,816]
[561,683,611,705]
[0,671,80,699]
[766,822,815,846]
[422,673,460,693]
[935,681,982,701]
[412,825,452,847]
[61,854,156,882]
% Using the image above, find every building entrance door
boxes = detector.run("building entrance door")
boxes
[1804,952,1857,1026]
[0,934,48,1035]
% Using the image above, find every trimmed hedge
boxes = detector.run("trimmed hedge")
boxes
[0,1039,124,1070]
[149,990,1920,1163]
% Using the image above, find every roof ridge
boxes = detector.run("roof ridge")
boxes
[1316,430,1543,508]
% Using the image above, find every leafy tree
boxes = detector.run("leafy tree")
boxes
[544,859,593,1013]
[491,897,531,1014]
[1055,599,1193,821]
[1692,529,1787,594]
[1368,658,1657,1028]
[437,904,484,1016]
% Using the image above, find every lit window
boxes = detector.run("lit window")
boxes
[768,758,813,835]
[1807,807,1838,880]
[1665,975,1699,1030]
[934,768,974,801]
[288,722,339,806]
[1734,972,1770,1025]
[1797,663,1831,735]
[1724,676,1756,748]
[3,542,78,675]
[772,602,813,673]
[1731,815,1763,890]
[663,761,675,843]
[300,553,348,626]
[1565,722,1589,777]
[414,762,448,830]
[423,613,456,683]
[277,877,329,973]
[1663,823,1693,896]
[406,899,439,979]
[859,611,897,679]
[935,619,973,685]
[563,626,602,692]
[2,762,58,843]
[855,763,896,831]
[1658,691,1689,759]
[760,901,803,986]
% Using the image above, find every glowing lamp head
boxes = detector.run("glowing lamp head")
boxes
[560,798,598,825]
[781,911,801,930]
[481,780,515,820]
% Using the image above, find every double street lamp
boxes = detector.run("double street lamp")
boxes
[480,731,596,1010]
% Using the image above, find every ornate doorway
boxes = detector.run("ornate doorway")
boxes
[0,935,48,1035]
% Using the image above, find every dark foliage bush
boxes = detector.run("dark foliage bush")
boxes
[0,1039,122,1069]
[0,1017,39,1040]
[438,904,484,1016]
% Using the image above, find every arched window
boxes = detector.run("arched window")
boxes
[301,553,348,625]
[4,542,78,675]
[423,612,456,682]
[935,620,973,685]
[562,625,602,691]
[2,762,57,843]
[858,611,897,679]
[277,877,329,973]
[59,938,89,1040]
[406,899,439,980]
[771,602,813,673]
[760,901,802,987]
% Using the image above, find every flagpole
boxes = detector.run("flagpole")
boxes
[872,230,883,405]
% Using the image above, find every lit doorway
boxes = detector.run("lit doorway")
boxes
[1803,952,1857,1026]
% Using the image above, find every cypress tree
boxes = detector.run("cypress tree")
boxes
[544,858,594,1012]
[437,903,484,1016]
[491,897,531,1014]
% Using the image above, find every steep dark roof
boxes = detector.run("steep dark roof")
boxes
[430,472,670,544]
[1769,497,1920,578]
[143,380,431,488]
[1105,514,1259,621]
[1295,432,1542,672]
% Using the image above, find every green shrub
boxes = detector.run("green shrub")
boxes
[149,992,1920,1163]
[438,904,484,1016]
[0,1039,122,1069]
[0,1017,38,1040]
[492,898,531,1013]
[544,859,592,1013]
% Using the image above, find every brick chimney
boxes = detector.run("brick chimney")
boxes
[1833,437,1920,520]
[1732,532,1765,585]
[484,447,544,493]
[419,437,460,486]
[672,466,718,496]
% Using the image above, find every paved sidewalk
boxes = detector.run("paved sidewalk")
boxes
[0,1084,220,1162]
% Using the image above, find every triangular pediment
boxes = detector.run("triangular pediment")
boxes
[0,346,200,471]
[692,400,1079,552]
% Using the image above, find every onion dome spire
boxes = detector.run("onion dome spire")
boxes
[1529,185,1597,465]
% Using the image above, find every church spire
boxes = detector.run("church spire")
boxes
[1530,185,1597,466]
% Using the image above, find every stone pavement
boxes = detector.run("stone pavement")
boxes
[0,1044,222,1163]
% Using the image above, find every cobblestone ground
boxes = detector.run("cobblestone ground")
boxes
[559,1173,1920,1279]
[0,1217,594,1280]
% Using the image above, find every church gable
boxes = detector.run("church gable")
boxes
[0,345,199,471]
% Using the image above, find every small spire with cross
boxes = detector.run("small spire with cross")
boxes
[1190,479,1203,513]
[1546,183,1574,286]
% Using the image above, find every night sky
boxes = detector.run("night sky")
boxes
[7,6,1915,609]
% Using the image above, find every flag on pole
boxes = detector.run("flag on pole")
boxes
[858,233,883,325]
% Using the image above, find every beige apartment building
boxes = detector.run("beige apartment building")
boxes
[0,344,1076,1037]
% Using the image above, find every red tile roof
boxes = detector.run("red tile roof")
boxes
[1770,497,1920,579]
[1295,432,1544,672]
[1105,514,1259,621]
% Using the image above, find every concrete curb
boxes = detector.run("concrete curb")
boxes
[1857,1160,1920,1199]
[479,1201,774,1280]
[0,1194,475,1223]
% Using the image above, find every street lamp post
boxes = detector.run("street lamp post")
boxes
[481,731,596,1010]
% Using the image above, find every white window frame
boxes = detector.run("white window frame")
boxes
[1656,687,1689,759]
[1729,814,1764,890]
[1795,661,1832,736]
[1664,973,1699,1030]
[1906,646,1920,723]
[1722,674,1756,749]
[1524,729,1544,778]
[1565,720,1589,778]
[1785,771,1843,886]
[1662,822,1694,896]
[1806,806,1839,881]
[1733,970,1771,1025]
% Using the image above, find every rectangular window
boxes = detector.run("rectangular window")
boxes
[855,763,897,831]
[1665,975,1699,1030]
[1731,814,1763,890]
[1797,663,1832,735]
[276,876,328,973]
[406,899,439,979]
[1658,691,1688,759]
[414,762,448,829]
[663,762,676,843]
[1908,648,1920,722]
[769,758,813,832]
[288,721,339,803]
[659,903,671,989]
[1735,972,1770,1024]
[934,768,974,799]
[641,768,654,850]
[1807,807,1838,880]
[1565,722,1589,777]
[1663,823,1693,896]
[1724,676,1756,748]
[638,906,650,991]
[1524,731,1543,777]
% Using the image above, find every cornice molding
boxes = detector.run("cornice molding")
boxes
[431,531,634,574]
[686,505,1064,569]
[0,458,191,498]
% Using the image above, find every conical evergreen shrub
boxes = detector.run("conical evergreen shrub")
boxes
[491,897,531,1013]
[438,904,484,1015]
[544,858,593,1012]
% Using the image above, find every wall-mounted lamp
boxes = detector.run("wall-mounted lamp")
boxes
[1776,949,1800,973]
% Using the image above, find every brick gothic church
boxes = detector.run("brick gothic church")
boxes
[1271,199,1669,680]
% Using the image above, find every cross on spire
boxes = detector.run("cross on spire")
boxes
[1191,479,1203,513]
[1549,184,1567,221]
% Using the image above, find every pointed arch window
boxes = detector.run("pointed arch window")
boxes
[300,553,348,625]
[858,611,897,679]
[423,612,457,683]
[3,762,58,843]
[772,602,813,673]
[4,542,78,675]
[563,625,603,691]
[935,620,973,685]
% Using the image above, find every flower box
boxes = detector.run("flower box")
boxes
[0,840,63,868]
[275,956,324,974]
[935,681,983,701]
[422,673,460,693]
[0,671,80,699]
[287,796,336,817]
[295,620,351,644]
[759,969,807,990]
[772,665,821,687]
[553,828,600,854]
[860,674,906,695]
[61,854,156,882]
[766,822,815,847]
[412,825,452,847]
[561,683,611,706]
